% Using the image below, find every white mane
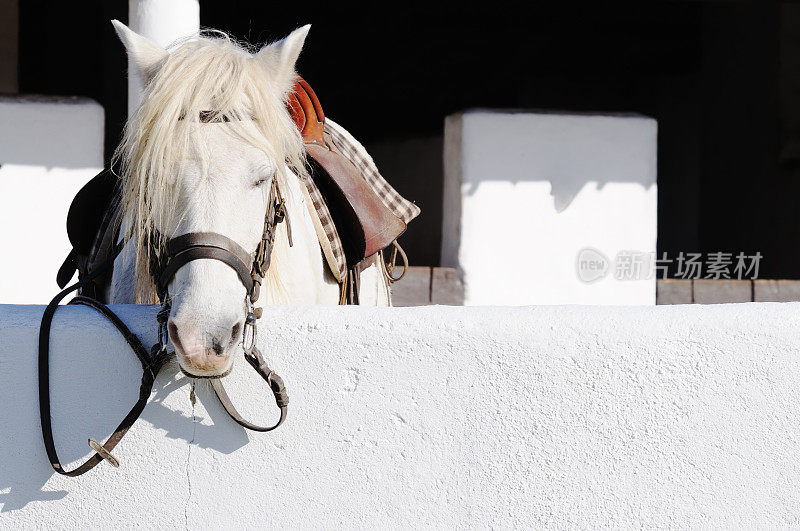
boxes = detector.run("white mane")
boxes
[113,32,306,303]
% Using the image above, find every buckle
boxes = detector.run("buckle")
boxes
[242,310,258,353]
[275,197,286,222]
[88,438,120,468]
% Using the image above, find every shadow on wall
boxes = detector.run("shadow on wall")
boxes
[0,305,268,513]
[440,110,658,305]
[0,365,263,512]
[0,365,256,513]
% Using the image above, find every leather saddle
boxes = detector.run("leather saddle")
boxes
[62,77,406,291]
[288,79,405,264]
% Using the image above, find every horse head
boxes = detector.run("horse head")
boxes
[112,21,310,377]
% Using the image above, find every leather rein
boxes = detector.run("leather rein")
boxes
[39,179,291,476]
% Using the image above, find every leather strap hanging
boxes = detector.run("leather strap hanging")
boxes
[39,247,171,476]
[210,345,288,432]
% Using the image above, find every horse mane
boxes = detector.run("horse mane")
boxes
[113,31,306,303]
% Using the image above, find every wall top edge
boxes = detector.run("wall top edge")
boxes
[450,107,656,121]
[0,94,103,107]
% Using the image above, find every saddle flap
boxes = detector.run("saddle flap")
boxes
[66,169,117,256]
[307,142,406,263]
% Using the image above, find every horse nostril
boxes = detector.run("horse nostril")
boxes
[231,322,242,342]
[210,338,224,356]
[167,321,183,353]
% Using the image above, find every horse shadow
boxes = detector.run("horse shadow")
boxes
[142,362,252,453]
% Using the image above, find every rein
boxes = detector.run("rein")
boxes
[38,179,291,476]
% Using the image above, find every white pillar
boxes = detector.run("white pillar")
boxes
[127,0,200,116]
[442,110,658,305]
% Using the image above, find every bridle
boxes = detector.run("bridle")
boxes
[38,178,291,477]
[151,179,290,306]
[149,178,291,429]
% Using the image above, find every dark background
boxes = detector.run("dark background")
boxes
[17,2,800,277]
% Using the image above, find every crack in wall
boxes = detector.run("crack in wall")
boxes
[184,398,196,531]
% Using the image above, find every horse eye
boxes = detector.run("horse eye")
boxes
[253,178,267,188]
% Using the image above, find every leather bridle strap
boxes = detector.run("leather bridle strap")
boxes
[154,180,285,304]
[210,346,288,431]
[39,246,171,476]
[157,233,255,299]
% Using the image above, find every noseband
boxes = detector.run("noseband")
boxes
[151,179,290,305]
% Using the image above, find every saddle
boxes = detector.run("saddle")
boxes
[61,77,417,297]
[290,79,406,262]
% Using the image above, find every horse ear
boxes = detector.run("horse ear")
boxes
[111,19,168,83]
[255,24,311,93]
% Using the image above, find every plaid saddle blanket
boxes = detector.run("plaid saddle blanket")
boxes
[300,119,420,281]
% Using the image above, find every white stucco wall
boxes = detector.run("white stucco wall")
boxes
[1,303,799,527]
[442,110,658,305]
[0,97,104,304]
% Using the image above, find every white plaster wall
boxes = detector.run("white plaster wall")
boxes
[1,303,800,527]
[0,97,104,304]
[442,110,658,305]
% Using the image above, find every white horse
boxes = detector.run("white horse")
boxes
[108,21,390,378]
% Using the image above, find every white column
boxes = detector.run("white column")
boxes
[127,0,200,116]
[442,110,658,305]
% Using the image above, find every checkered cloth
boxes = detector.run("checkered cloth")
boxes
[325,119,421,224]
[298,119,420,281]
